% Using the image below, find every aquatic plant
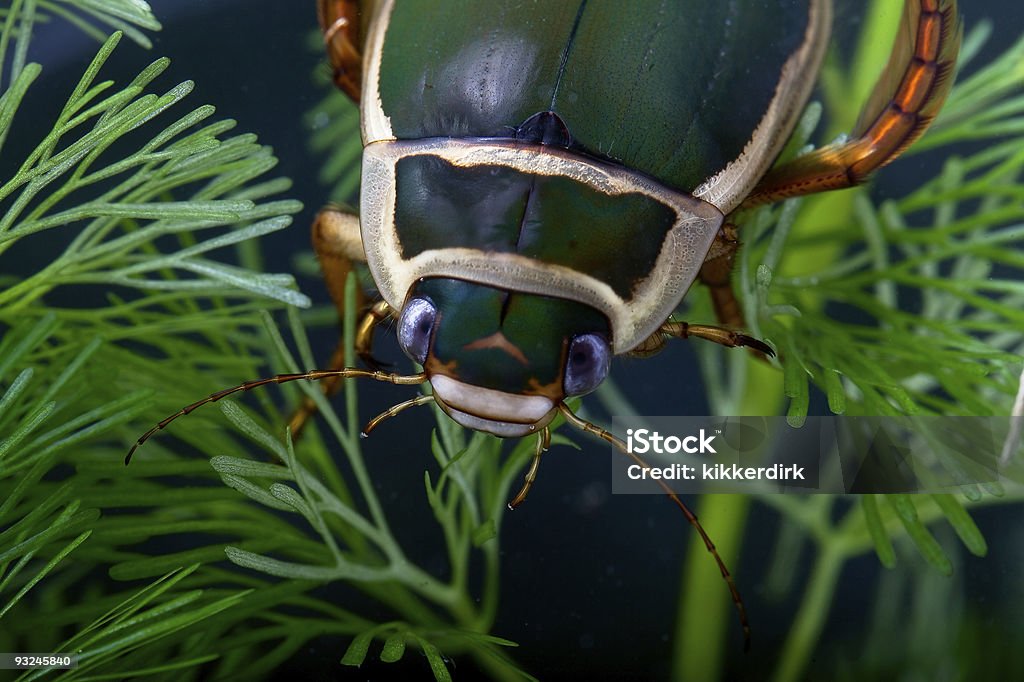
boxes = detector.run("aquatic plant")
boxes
[669,9,1024,680]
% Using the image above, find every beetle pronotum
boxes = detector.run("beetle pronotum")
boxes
[129,0,962,650]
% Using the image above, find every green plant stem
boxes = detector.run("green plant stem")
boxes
[771,543,845,682]
[674,494,751,679]
[476,539,501,630]
[673,360,782,680]
[673,2,910,677]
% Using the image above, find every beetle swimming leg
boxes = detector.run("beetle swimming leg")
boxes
[318,0,364,102]
[508,427,551,510]
[741,0,961,208]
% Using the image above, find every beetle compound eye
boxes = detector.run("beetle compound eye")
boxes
[397,297,437,364]
[563,333,611,397]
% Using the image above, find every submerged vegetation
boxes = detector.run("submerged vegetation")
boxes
[670,10,1024,680]
[0,1,1022,680]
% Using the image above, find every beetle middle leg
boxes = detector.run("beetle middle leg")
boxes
[311,206,365,316]
[632,226,773,360]
[287,207,390,438]
[694,224,773,360]
[699,222,744,329]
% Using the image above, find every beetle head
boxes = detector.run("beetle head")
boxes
[397,278,611,436]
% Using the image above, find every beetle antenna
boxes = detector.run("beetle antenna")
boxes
[557,403,751,652]
[361,394,434,437]
[126,369,427,464]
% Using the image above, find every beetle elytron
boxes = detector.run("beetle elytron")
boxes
[129,0,961,648]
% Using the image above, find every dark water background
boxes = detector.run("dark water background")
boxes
[19,1,1024,680]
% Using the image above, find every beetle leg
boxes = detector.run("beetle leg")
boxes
[699,223,744,328]
[664,323,773,357]
[508,427,551,510]
[355,300,394,368]
[286,207,373,438]
[361,393,434,437]
[313,205,366,314]
[634,224,771,359]
[318,0,364,102]
[741,0,961,208]
[630,320,774,359]
[286,302,396,439]
[627,335,665,358]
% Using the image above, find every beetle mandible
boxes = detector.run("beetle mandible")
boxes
[129,0,961,650]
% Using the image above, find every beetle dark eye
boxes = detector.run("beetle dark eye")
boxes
[397,297,437,364]
[563,333,611,397]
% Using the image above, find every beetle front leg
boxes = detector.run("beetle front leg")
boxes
[630,320,773,358]
[741,0,961,208]
[508,427,551,510]
[354,300,394,367]
[287,302,396,438]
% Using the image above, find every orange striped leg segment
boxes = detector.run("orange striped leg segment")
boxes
[742,0,961,208]
[318,0,364,102]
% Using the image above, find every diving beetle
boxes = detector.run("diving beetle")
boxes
[129,0,961,649]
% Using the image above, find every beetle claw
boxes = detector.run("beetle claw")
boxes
[738,335,775,358]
